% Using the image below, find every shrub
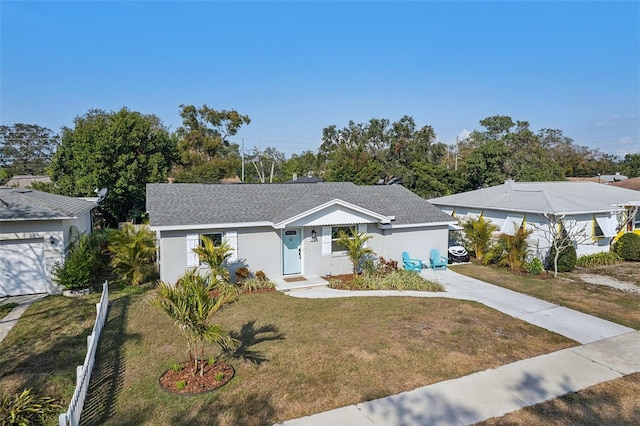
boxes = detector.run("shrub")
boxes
[576,252,623,267]
[377,257,398,273]
[234,267,251,284]
[613,233,640,261]
[53,232,106,290]
[241,277,275,293]
[462,216,498,261]
[107,223,157,286]
[214,372,225,381]
[255,270,266,281]
[175,380,187,390]
[169,362,183,372]
[524,258,544,275]
[548,241,577,273]
[1,389,61,425]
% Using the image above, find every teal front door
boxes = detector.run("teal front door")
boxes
[282,228,301,275]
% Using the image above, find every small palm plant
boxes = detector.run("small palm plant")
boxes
[107,223,157,285]
[192,236,233,281]
[485,225,532,270]
[462,216,498,261]
[336,228,374,277]
[151,270,239,376]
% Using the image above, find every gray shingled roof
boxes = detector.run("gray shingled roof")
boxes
[0,187,97,220]
[429,181,640,214]
[146,182,453,227]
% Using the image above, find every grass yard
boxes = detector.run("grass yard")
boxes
[0,302,18,320]
[0,286,570,426]
[452,261,640,425]
[450,262,640,329]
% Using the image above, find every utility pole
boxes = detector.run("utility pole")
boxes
[241,138,245,182]
[454,137,458,171]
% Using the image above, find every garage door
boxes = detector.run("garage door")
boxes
[0,239,47,296]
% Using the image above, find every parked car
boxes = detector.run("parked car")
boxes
[448,230,470,263]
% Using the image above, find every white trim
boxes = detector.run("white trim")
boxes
[431,203,627,216]
[274,198,392,228]
[186,233,199,267]
[321,226,331,256]
[379,221,455,229]
[223,230,238,263]
[151,221,272,232]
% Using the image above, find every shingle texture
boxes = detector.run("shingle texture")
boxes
[0,188,97,220]
[146,182,453,227]
[430,181,640,214]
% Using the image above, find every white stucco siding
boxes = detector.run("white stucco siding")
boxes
[383,225,450,266]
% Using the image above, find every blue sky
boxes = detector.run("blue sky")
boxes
[2,1,639,158]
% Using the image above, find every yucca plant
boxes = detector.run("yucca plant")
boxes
[336,229,374,277]
[192,236,233,281]
[1,389,61,425]
[462,216,498,261]
[107,223,157,285]
[151,270,239,376]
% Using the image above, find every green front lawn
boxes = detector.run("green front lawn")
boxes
[1,286,574,425]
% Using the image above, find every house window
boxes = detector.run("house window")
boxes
[331,226,355,252]
[594,221,604,238]
[635,210,640,229]
[201,233,223,247]
[186,231,237,267]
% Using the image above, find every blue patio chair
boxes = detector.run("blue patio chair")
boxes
[429,249,448,270]
[402,251,423,272]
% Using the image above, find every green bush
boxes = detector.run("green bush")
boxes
[548,241,577,273]
[576,251,623,267]
[613,233,640,261]
[1,389,61,425]
[330,270,444,292]
[524,258,544,275]
[53,232,106,290]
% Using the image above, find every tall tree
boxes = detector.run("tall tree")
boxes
[50,108,176,226]
[173,104,249,183]
[0,124,59,177]
[619,153,640,178]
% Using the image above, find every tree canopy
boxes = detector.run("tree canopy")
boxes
[172,104,249,183]
[0,123,59,180]
[50,108,176,226]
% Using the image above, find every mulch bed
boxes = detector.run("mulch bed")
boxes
[159,360,234,395]
[324,274,359,290]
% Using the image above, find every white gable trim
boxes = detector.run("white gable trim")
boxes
[274,199,392,229]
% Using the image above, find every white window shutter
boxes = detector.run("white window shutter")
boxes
[322,226,332,256]
[186,233,199,267]
[224,231,238,263]
[358,224,368,247]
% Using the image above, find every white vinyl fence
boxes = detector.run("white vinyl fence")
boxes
[59,281,110,426]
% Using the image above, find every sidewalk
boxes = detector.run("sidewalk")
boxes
[0,294,47,343]
[279,269,639,425]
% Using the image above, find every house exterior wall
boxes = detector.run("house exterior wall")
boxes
[383,225,450,267]
[156,221,451,282]
[450,207,616,259]
[157,226,282,284]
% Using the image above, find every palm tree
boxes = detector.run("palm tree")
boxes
[151,270,239,376]
[192,236,233,281]
[336,228,374,277]
[462,216,498,261]
[107,223,156,285]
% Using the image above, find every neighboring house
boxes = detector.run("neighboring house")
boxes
[5,174,52,188]
[430,180,640,259]
[146,182,455,284]
[0,188,96,296]
[611,176,640,191]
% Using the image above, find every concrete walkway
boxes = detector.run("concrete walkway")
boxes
[0,294,47,343]
[278,269,639,425]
